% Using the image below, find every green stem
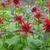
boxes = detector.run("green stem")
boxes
[48,11,50,19]
[37,18,40,32]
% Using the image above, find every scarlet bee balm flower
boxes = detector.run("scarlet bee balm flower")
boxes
[45,19,50,31]
[14,15,24,23]
[31,6,42,19]
[34,11,42,18]
[13,0,20,7]
[31,6,37,12]
[43,17,50,32]
[21,22,33,33]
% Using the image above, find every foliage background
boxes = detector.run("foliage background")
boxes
[0,0,50,50]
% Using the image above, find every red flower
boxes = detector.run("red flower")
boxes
[31,6,42,19]
[43,17,50,31]
[13,0,20,6]
[21,22,32,33]
[48,6,50,11]
[34,11,42,18]
[45,19,50,31]
[47,1,50,6]
[31,6,37,12]
[0,17,3,24]
[14,15,24,23]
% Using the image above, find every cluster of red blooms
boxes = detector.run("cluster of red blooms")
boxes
[0,0,20,7]
[43,17,50,32]
[31,6,42,18]
[14,15,32,33]
[31,6,50,32]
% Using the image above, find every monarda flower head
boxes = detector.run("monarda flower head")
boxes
[31,6,37,12]
[21,22,33,33]
[14,15,24,24]
[31,6,42,19]
[13,0,20,7]
[45,18,50,31]
[43,17,50,32]
[34,11,42,19]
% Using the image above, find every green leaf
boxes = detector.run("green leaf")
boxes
[0,39,3,48]
[0,47,6,50]
[5,22,16,32]
[27,35,44,47]
[5,35,20,47]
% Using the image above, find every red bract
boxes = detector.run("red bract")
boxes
[14,15,24,23]
[31,6,37,12]
[43,17,50,31]
[21,22,32,33]
[34,11,42,18]
[0,17,3,24]
[13,0,20,6]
